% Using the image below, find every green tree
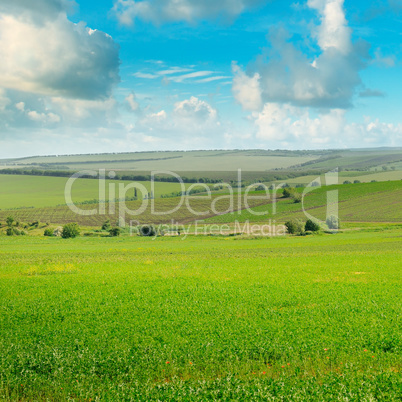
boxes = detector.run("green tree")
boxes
[61,223,81,239]
[326,215,340,230]
[285,219,305,235]
[109,227,121,237]
[305,219,320,232]
[102,220,111,231]
[6,216,14,227]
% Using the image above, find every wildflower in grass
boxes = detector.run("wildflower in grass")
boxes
[364,349,368,352]
[262,371,266,374]
[324,348,328,351]
[166,361,170,364]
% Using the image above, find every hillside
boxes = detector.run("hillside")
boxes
[0,181,401,228]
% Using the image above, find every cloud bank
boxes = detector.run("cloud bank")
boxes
[113,0,264,26]
[0,0,120,100]
[233,0,370,110]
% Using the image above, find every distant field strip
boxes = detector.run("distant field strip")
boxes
[1,181,401,226]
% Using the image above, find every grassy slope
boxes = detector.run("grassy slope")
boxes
[0,231,400,400]
[0,180,401,227]
[0,192,269,227]
[280,170,402,185]
[0,150,319,172]
[206,180,402,224]
[0,175,195,210]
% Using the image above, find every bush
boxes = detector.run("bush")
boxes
[6,228,13,236]
[292,193,302,203]
[61,223,81,239]
[305,219,320,232]
[285,219,305,235]
[282,188,295,198]
[102,220,111,231]
[44,228,53,237]
[6,216,14,227]
[139,225,157,237]
[343,180,352,184]
[354,180,361,184]
[109,227,121,237]
[326,215,340,230]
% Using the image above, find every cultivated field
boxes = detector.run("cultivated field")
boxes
[1,180,401,228]
[0,175,196,210]
[0,231,400,400]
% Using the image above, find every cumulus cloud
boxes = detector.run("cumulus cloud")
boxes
[232,63,262,111]
[0,1,120,100]
[136,96,219,140]
[233,0,370,110]
[112,0,264,26]
[252,103,402,148]
[173,96,217,122]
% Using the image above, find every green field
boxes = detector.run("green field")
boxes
[206,181,402,225]
[1,149,402,400]
[0,175,196,210]
[1,180,401,228]
[0,150,320,172]
[0,231,401,400]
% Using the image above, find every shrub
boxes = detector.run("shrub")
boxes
[6,228,13,236]
[61,223,81,239]
[102,220,111,231]
[139,225,157,237]
[292,193,302,203]
[6,216,14,227]
[305,219,320,232]
[282,188,294,198]
[44,228,53,237]
[326,215,340,230]
[354,180,361,184]
[285,219,305,235]
[343,180,352,184]
[109,227,121,237]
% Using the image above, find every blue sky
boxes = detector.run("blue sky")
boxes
[0,0,401,157]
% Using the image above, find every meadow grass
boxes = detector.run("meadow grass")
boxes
[0,230,401,400]
[0,175,195,210]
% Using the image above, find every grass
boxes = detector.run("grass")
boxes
[1,180,401,228]
[0,230,401,400]
[0,174,197,210]
[0,150,319,172]
[206,180,402,224]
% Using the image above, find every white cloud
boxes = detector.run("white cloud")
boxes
[133,72,159,79]
[233,0,370,110]
[0,2,120,100]
[232,64,262,111]
[126,93,140,112]
[27,110,61,124]
[112,0,264,26]
[253,103,402,148]
[50,97,117,125]
[135,96,219,141]
[173,96,218,122]
[308,0,352,54]
[170,71,214,83]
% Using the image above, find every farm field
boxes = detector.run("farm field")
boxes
[1,180,401,228]
[278,170,402,185]
[0,150,320,172]
[206,180,402,225]
[0,231,401,400]
[0,175,195,210]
